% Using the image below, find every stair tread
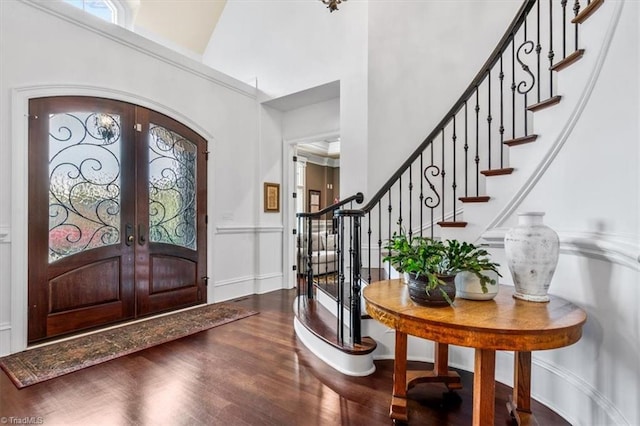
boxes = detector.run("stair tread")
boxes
[294,298,377,355]
[438,221,468,228]
[480,167,514,176]
[459,196,491,203]
[504,135,538,146]
[551,49,585,72]
[572,0,604,24]
[527,96,562,112]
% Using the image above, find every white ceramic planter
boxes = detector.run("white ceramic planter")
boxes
[455,270,499,300]
[504,212,559,302]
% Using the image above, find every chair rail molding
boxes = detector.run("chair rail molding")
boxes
[215,225,284,234]
[531,355,629,426]
[481,228,640,271]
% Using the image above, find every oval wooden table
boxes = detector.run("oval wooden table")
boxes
[363,280,587,426]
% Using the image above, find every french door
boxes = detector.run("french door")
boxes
[28,97,207,343]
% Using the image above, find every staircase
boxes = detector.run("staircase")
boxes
[295,0,610,376]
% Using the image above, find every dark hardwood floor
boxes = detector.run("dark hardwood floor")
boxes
[0,289,569,425]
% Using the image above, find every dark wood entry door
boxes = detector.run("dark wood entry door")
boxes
[28,97,207,343]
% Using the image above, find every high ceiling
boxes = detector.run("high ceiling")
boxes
[133,0,227,55]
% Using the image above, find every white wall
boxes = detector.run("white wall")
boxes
[204,0,370,199]
[206,0,639,425]
[0,0,266,355]
[282,98,340,142]
[366,0,521,195]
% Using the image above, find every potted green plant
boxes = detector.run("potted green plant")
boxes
[383,235,501,306]
[381,230,412,283]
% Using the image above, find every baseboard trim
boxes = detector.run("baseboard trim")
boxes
[0,322,12,357]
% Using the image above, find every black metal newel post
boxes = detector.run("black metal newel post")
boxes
[337,214,345,344]
[351,213,363,345]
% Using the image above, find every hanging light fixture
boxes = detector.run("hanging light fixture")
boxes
[321,0,346,12]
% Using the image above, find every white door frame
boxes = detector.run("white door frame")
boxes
[282,132,340,289]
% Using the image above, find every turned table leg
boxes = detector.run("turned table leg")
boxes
[390,331,408,422]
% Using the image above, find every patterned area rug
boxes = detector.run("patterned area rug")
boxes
[0,302,258,388]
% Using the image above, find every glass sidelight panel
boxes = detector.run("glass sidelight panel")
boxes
[148,124,197,250]
[48,112,122,262]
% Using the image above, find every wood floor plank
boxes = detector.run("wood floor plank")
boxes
[0,289,570,425]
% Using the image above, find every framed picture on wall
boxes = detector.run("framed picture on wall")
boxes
[309,190,321,213]
[264,182,280,212]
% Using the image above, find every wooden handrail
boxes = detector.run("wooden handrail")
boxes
[296,192,364,218]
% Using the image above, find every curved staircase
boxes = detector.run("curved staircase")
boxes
[295,0,617,406]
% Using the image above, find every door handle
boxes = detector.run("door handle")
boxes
[125,224,134,246]
[138,224,146,246]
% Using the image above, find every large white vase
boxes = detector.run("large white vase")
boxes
[504,212,559,302]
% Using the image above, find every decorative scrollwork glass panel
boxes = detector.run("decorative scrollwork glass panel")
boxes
[148,124,197,250]
[49,112,122,263]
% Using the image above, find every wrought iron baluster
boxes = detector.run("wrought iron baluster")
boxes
[429,143,436,239]
[306,216,313,300]
[536,0,542,103]
[324,215,329,286]
[511,35,516,140]
[441,130,446,223]
[378,203,382,271]
[523,20,529,135]
[516,20,535,136]
[487,70,493,169]
[463,101,469,195]
[387,190,392,270]
[408,164,413,239]
[337,215,345,343]
[475,87,480,195]
[550,0,556,98]
[297,215,302,298]
[499,54,505,168]
[452,116,458,221]
[419,153,424,237]
[574,1,581,51]
[398,175,403,231]
[562,0,568,58]
[367,212,372,284]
